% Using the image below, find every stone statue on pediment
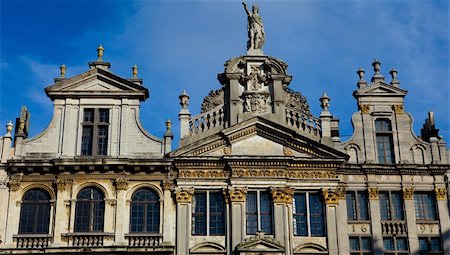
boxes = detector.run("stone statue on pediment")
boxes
[243,1,265,54]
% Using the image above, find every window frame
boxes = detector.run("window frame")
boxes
[414,192,438,221]
[192,190,225,236]
[246,190,273,235]
[418,236,443,254]
[130,188,160,233]
[379,191,405,220]
[74,187,105,233]
[293,191,325,237]
[346,191,370,221]
[349,236,373,255]
[375,118,395,164]
[18,189,52,234]
[383,236,409,254]
[81,108,110,156]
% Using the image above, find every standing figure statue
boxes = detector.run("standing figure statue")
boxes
[242,2,265,54]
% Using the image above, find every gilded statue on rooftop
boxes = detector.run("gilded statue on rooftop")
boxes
[242,1,265,54]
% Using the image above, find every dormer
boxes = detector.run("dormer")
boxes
[13,46,170,160]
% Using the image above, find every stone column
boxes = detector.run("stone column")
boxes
[336,186,350,255]
[52,179,72,246]
[402,187,419,252]
[162,180,176,246]
[368,187,383,255]
[323,188,340,255]
[270,187,293,255]
[227,74,242,126]
[229,187,247,252]
[435,188,450,253]
[3,180,21,248]
[175,188,193,255]
[113,178,128,245]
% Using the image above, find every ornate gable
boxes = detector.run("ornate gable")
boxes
[236,232,285,253]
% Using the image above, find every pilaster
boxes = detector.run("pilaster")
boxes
[3,181,21,248]
[175,188,193,255]
[435,187,450,253]
[52,179,72,246]
[229,187,247,251]
[323,188,339,255]
[368,187,383,255]
[402,187,419,253]
[162,180,176,245]
[270,187,293,255]
[113,178,128,245]
[335,186,350,255]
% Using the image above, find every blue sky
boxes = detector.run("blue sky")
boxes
[0,0,449,147]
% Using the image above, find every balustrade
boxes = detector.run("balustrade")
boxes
[285,108,321,137]
[190,106,224,135]
[381,220,407,235]
[14,234,51,249]
[125,233,162,247]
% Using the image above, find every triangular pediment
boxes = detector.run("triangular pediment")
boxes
[45,68,148,100]
[236,233,285,252]
[355,82,407,97]
[170,117,348,160]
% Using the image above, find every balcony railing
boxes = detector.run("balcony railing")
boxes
[285,108,321,138]
[125,233,163,247]
[381,220,407,235]
[13,234,52,249]
[63,232,114,247]
[190,106,224,136]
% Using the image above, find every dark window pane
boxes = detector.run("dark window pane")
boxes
[358,192,369,220]
[97,126,108,155]
[383,237,394,251]
[192,193,207,235]
[361,237,372,251]
[414,193,437,220]
[391,192,404,220]
[293,193,307,236]
[19,189,51,234]
[349,237,359,251]
[379,192,390,220]
[81,127,93,155]
[346,192,356,220]
[430,237,442,251]
[209,192,225,235]
[396,237,408,251]
[131,204,144,232]
[260,192,272,234]
[419,238,428,252]
[309,193,324,236]
[99,109,109,123]
[75,187,105,232]
[84,109,94,122]
[246,192,258,234]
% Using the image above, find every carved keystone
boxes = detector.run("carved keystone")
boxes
[271,187,294,203]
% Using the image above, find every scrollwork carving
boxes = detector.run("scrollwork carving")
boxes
[270,187,294,203]
[162,179,174,191]
[435,188,447,200]
[55,179,71,191]
[229,187,248,202]
[392,104,404,113]
[402,187,414,200]
[7,179,21,191]
[200,89,224,113]
[284,86,311,115]
[322,188,339,204]
[175,188,194,203]
[368,187,379,200]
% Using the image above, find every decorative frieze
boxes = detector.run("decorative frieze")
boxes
[114,178,129,190]
[179,170,228,178]
[228,187,248,202]
[55,179,71,191]
[359,104,370,114]
[368,187,379,200]
[435,188,447,200]
[232,169,337,179]
[7,179,21,191]
[402,187,414,200]
[175,188,194,203]
[322,188,339,204]
[270,187,294,203]
[392,104,404,113]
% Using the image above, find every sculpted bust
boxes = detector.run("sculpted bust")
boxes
[242,1,265,53]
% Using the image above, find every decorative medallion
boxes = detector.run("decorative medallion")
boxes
[368,187,379,200]
[271,187,294,203]
[402,187,414,200]
[245,93,268,114]
[359,104,370,114]
[7,179,20,191]
[435,188,447,200]
[392,104,404,113]
[229,187,248,202]
[322,188,339,204]
[114,178,128,190]
[175,188,194,203]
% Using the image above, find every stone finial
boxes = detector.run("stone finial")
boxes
[132,64,138,78]
[6,121,13,135]
[390,68,400,87]
[357,67,365,81]
[97,44,104,61]
[320,92,330,112]
[179,90,190,109]
[165,119,172,131]
[372,59,381,74]
[60,64,66,78]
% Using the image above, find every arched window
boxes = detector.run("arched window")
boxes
[375,119,395,164]
[130,188,160,233]
[19,189,51,234]
[75,187,105,232]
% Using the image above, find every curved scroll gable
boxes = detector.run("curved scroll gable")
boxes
[283,86,311,115]
[201,89,224,113]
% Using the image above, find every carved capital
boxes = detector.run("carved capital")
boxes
[368,187,379,200]
[271,187,294,203]
[336,186,346,199]
[55,179,71,191]
[228,187,247,202]
[162,179,174,191]
[392,104,404,113]
[7,179,21,191]
[359,104,370,114]
[435,188,447,200]
[283,147,294,156]
[402,187,414,200]
[322,188,339,204]
[175,188,194,203]
[114,178,129,190]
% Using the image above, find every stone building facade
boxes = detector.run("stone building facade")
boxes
[0,19,449,255]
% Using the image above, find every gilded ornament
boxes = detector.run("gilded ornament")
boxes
[435,188,447,200]
[359,104,370,114]
[322,188,339,204]
[368,187,379,200]
[175,188,194,203]
[229,187,247,202]
[114,178,128,190]
[223,146,232,155]
[393,104,404,113]
[402,187,414,200]
[283,147,294,156]
[336,186,346,199]
[270,187,294,203]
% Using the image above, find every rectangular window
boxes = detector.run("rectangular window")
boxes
[346,191,369,221]
[192,191,225,236]
[293,192,325,236]
[419,237,443,253]
[414,193,437,220]
[379,191,404,220]
[383,237,408,254]
[349,236,372,255]
[375,119,395,164]
[81,108,110,156]
[246,191,273,235]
